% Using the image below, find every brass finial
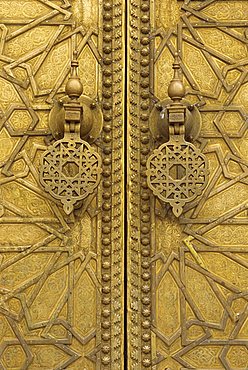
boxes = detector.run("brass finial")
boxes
[65,50,83,100]
[168,52,185,102]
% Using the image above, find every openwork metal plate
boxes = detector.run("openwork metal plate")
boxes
[147,139,208,216]
[40,137,102,214]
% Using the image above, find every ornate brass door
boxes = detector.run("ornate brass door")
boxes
[0,1,248,369]
[127,0,248,368]
[0,1,124,368]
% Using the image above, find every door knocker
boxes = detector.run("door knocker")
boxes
[147,53,209,217]
[40,51,102,215]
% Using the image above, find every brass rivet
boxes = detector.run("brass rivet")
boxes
[103,13,112,21]
[102,321,110,329]
[141,204,150,212]
[104,115,112,122]
[103,2,111,10]
[102,345,110,353]
[142,284,150,293]
[141,113,149,121]
[103,57,112,65]
[142,345,151,353]
[103,24,112,32]
[141,248,150,257]
[142,333,151,341]
[102,202,111,211]
[103,134,112,142]
[102,297,110,304]
[141,136,149,144]
[102,215,111,222]
[141,214,150,222]
[141,58,149,66]
[141,47,149,56]
[142,358,151,367]
[103,124,112,132]
[141,15,149,23]
[102,285,110,294]
[102,333,110,341]
[141,237,150,246]
[103,180,111,188]
[141,4,149,11]
[103,158,111,165]
[141,26,149,34]
[103,45,112,54]
[103,69,112,77]
[102,309,110,317]
[103,146,112,155]
[141,192,149,200]
[102,248,111,256]
[102,169,111,177]
[141,37,149,45]
[142,272,150,280]
[102,238,111,245]
[142,297,150,305]
[101,356,110,365]
[102,261,110,269]
[103,191,111,199]
[142,320,150,329]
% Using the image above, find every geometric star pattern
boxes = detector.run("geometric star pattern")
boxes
[0,1,103,368]
[151,1,248,368]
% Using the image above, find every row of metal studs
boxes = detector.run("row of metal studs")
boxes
[101,1,114,367]
[139,0,152,368]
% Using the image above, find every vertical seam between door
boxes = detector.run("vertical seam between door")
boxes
[124,0,128,369]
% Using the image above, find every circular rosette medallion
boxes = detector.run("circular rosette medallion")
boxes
[40,138,102,214]
[146,140,208,217]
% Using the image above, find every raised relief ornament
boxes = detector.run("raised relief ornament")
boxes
[147,54,208,217]
[40,52,102,214]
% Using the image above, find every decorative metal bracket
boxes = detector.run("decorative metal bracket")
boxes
[40,51,102,215]
[147,53,209,217]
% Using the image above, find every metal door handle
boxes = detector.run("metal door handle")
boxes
[147,53,209,217]
[40,51,102,214]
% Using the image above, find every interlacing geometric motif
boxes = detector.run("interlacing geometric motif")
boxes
[40,138,102,214]
[147,140,209,216]
[129,0,248,369]
[0,0,123,368]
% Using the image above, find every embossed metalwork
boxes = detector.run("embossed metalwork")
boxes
[128,0,248,369]
[40,52,102,214]
[40,138,101,214]
[149,98,202,143]
[0,1,124,369]
[49,95,103,142]
[1,1,248,369]
[147,140,208,216]
[147,55,208,216]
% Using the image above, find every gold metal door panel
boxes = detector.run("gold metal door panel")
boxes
[128,0,248,369]
[0,1,124,369]
[1,0,248,369]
